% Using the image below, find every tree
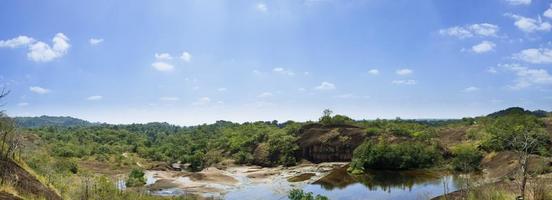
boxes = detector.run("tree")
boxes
[319,109,333,125]
[511,128,542,200]
[487,115,548,200]
[0,88,16,160]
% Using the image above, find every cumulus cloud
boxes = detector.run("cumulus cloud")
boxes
[463,86,480,92]
[257,92,274,98]
[368,69,379,75]
[152,62,174,72]
[86,95,103,100]
[272,67,295,76]
[439,23,499,39]
[28,33,70,62]
[472,41,495,53]
[501,64,552,89]
[505,0,531,5]
[505,14,551,33]
[160,97,179,101]
[0,36,35,48]
[396,68,413,76]
[256,3,268,12]
[89,38,104,45]
[392,80,417,85]
[314,82,336,90]
[180,51,192,62]
[513,48,552,64]
[29,86,50,94]
[0,33,70,62]
[545,4,552,19]
[155,53,173,60]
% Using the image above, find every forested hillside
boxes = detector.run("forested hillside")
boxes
[3,106,552,199]
[14,116,93,128]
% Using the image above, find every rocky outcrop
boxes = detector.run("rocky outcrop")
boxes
[0,159,61,200]
[297,123,367,163]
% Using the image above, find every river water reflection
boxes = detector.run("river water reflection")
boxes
[147,165,465,200]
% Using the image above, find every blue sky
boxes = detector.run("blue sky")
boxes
[1,0,552,125]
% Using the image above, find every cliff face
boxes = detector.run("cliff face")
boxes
[297,123,367,163]
[0,159,62,200]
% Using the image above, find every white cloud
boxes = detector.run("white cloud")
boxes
[86,95,103,100]
[545,4,552,19]
[160,97,179,101]
[505,0,531,5]
[17,102,29,107]
[469,24,500,37]
[0,36,35,48]
[513,48,552,64]
[28,33,70,62]
[180,51,192,62]
[506,14,551,33]
[314,82,336,90]
[0,33,70,62]
[396,68,413,76]
[258,92,274,98]
[392,80,417,85]
[256,3,268,12]
[152,62,174,72]
[368,69,379,75]
[501,64,552,89]
[463,86,479,92]
[29,86,50,94]
[439,23,499,39]
[472,41,495,53]
[217,88,227,92]
[272,67,295,76]
[488,67,498,74]
[155,53,173,60]
[89,38,104,45]
[193,97,211,105]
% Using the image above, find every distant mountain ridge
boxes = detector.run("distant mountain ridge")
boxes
[486,107,550,118]
[12,107,550,128]
[14,115,93,128]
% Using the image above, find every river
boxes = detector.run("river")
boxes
[144,163,464,200]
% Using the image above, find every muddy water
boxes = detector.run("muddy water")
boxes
[145,163,463,200]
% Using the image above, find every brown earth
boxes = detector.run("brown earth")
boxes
[480,151,551,180]
[0,159,61,200]
[0,191,23,200]
[436,126,469,148]
[297,123,368,163]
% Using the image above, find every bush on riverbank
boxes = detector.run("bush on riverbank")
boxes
[288,189,329,200]
[349,141,441,173]
[450,143,482,172]
[126,168,146,187]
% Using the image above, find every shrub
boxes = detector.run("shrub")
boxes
[349,141,441,172]
[126,168,146,187]
[234,151,253,164]
[53,158,79,174]
[288,189,329,200]
[253,143,271,166]
[451,144,482,172]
